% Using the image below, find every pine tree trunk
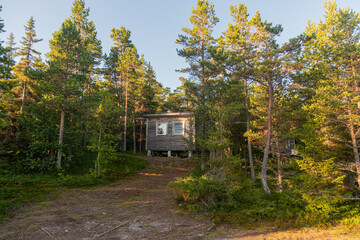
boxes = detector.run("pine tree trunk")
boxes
[139,119,143,153]
[200,39,206,173]
[96,114,102,175]
[201,118,206,172]
[261,82,273,195]
[116,76,123,151]
[68,114,73,161]
[133,109,136,154]
[245,79,255,183]
[123,78,128,151]
[244,156,248,174]
[96,151,101,175]
[4,122,10,143]
[276,138,283,193]
[83,83,91,149]
[349,121,360,189]
[20,81,27,113]
[219,110,224,160]
[83,111,88,149]
[68,145,72,162]
[57,104,66,170]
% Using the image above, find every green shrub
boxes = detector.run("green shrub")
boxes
[168,172,307,226]
[169,175,228,211]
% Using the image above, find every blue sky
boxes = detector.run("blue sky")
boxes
[2,0,360,90]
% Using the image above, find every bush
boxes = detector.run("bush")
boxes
[169,173,307,226]
[169,165,360,228]
[169,175,228,211]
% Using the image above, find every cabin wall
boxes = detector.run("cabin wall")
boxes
[146,116,194,151]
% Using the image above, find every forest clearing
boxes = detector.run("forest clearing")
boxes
[2,0,360,238]
[1,157,359,240]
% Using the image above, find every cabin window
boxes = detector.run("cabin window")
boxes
[173,121,185,136]
[156,122,168,136]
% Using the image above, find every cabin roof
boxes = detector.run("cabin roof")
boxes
[143,112,193,118]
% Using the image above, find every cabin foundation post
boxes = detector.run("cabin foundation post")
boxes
[188,151,193,158]
[167,151,172,158]
[147,150,151,157]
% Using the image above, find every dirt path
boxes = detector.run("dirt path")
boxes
[1,157,359,240]
[0,157,215,240]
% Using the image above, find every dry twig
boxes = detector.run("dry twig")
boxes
[91,221,128,239]
[207,223,215,231]
[40,227,55,239]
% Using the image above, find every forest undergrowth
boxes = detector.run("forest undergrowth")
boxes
[169,156,360,229]
[0,151,148,221]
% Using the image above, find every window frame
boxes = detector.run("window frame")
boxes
[156,122,168,136]
[173,121,185,136]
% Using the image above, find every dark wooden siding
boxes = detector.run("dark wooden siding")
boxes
[146,116,194,151]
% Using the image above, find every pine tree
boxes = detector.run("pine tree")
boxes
[110,26,139,151]
[223,3,258,183]
[119,47,139,151]
[44,19,90,169]
[302,1,360,189]
[0,6,10,80]
[0,5,12,134]
[70,0,102,149]
[176,0,219,172]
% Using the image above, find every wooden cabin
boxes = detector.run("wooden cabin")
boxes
[143,112,194,157]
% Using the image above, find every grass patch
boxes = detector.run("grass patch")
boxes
[0,152,148,221]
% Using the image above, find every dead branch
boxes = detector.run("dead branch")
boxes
[340,197,360,201]
[207,223,215,231]
[40,227,54,239]
[91,221,129,239]
[138,203,155,208]
[189,224,202,229]
[201,199,210,208]
[175,220,188,226]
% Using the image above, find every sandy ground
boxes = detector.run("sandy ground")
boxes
[1,157,360,240]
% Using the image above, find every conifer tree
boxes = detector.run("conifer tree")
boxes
[70,0,102,148]
[4,33,16,79]
[176,0,219,172]
[0,6,12,134]
[44,19,90,169]
[0,6,10,80]
[246,11,284,194]
[223,3,258,183]
[302,1,360,189]
[1,33,18,142]
[13,17,42,113]
[119,47,139,151]
[110,26,139,151]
